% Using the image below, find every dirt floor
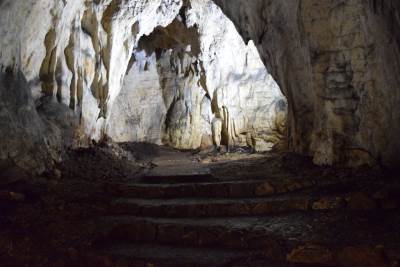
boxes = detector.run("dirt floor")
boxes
[0,143,398,267]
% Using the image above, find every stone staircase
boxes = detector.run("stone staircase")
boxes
[90,170,400,267]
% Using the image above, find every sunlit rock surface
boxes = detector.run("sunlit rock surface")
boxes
[214,0,400,166]
[0,0,284,172]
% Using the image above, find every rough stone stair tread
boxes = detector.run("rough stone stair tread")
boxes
[112,178,273,187]
[112,179,313,188]
[97,243,260,267]
[110,175,365,189]
[142,165,214,183]
[140,173,304,181]
[109,193,319,217]
[96,243,314,267]
[100,210,400,247]
[146,167,211,176]
[107,177,355,199]
[108,179,282,193]
[112,194,312,206]
[100,213,312,244]
[139,174,218,184]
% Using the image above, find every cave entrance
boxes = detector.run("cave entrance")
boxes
[107,0,287,155]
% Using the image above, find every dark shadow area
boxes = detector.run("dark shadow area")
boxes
[1,142,399,266]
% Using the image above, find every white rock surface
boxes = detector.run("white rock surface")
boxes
[107,0,286,150]
[0,0,182,172]
[7,0,400,171]
[0,0,285,172]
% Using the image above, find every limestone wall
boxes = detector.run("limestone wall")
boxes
[214,0,400,166]
[0,0,285,173]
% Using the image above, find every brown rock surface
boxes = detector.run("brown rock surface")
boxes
[287,244,334,265]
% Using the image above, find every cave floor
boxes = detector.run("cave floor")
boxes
[0,143,399,267]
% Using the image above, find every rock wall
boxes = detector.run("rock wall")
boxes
[6,0,398,171]
[107,0,285,151]
[0,0,183,172]
[214,0,400,166]
[0,0,285,173]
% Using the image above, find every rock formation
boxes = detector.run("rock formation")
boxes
[0,0,285,173]
[214,0,400,166]
[0,0,181,172]
[107,0,285,151]
[1,0,400,173]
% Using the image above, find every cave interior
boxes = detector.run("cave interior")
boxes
[0,0,400,266]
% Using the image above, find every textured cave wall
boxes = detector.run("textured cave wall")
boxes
[213,0,400,166]
[189,0,286,151]
[107,16,209,149]
[107,0,286,151]
[0,0,184,172]
[0,70,78,173]
[6,0,398,172]
[0,0,285,173]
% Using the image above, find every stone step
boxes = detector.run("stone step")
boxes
[139,173,218,184]
[93,243,399,267]
[110,195,323,218]
[109,191,397,218]
[106,176,382,201]
[98,210,400,254]
[140,165,216,184]
[92,242,400,267]
[98,214,304,254]
[106,178,316,199]
[92,243,290,267]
